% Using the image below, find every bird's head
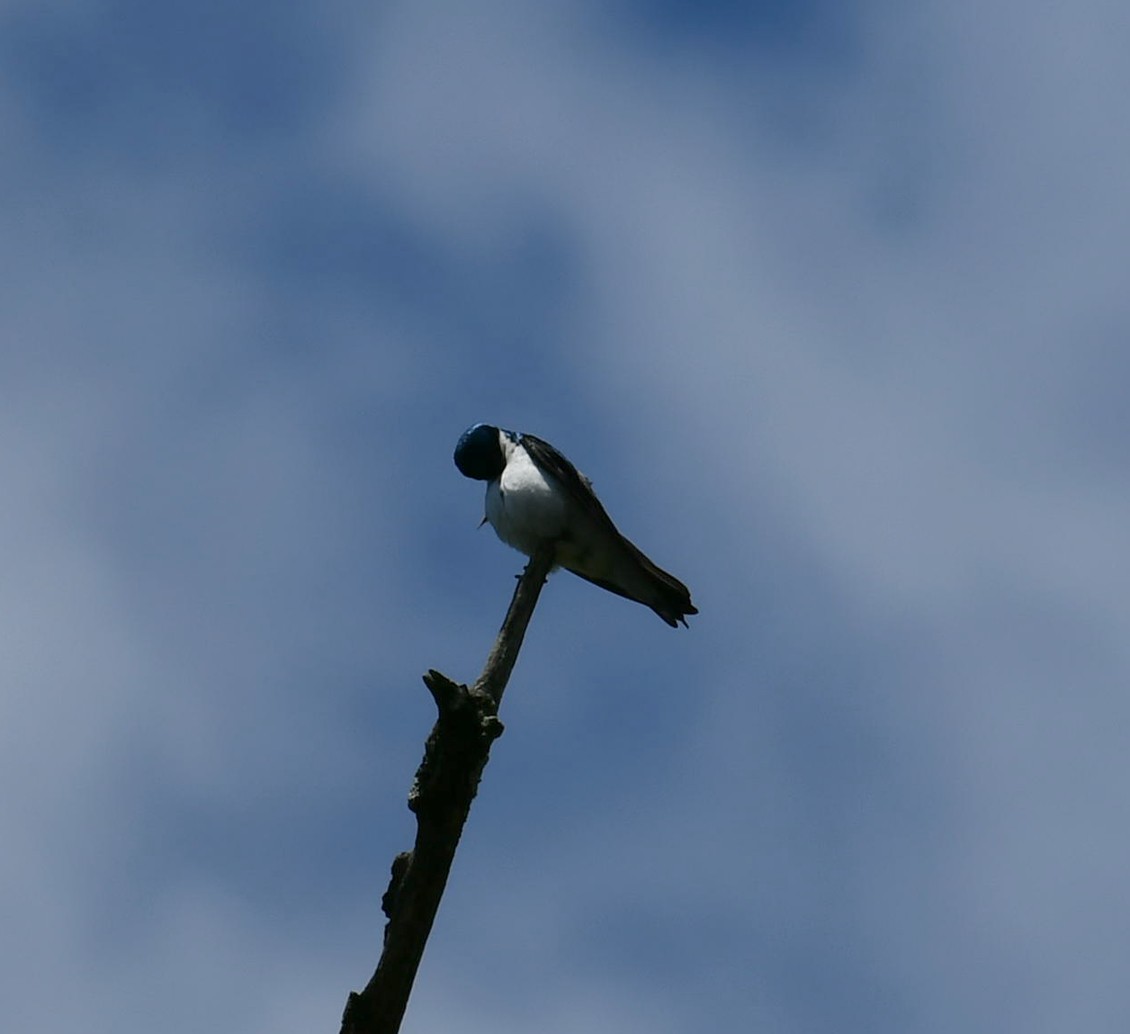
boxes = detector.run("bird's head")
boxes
[454,423,506,481]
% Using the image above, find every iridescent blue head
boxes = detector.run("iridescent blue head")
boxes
[454,423,506,481]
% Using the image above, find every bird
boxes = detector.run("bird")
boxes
[453,423,697,627]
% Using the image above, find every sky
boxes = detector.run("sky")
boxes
[3,1,1130,1031]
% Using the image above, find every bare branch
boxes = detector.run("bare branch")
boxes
[340,542,556,1034]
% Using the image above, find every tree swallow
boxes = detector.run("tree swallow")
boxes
[454,423,697,628]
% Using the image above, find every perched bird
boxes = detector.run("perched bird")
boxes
[454,423,697,627]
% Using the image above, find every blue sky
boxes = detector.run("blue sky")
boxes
[4,1,1130,1031]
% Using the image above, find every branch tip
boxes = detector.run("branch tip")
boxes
[422,669,466,711]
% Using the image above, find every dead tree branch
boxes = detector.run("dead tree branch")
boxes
[339,542,556,1034]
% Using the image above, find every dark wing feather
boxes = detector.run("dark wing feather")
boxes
[521,433,698,626]
[519,433,621,537]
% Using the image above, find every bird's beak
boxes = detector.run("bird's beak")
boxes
[478,515,489,528]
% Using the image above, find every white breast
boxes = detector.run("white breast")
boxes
[485,443,569,556]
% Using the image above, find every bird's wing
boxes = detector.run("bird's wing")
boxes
[519,433,621,535]
[521,433,697,626]
[521,431,672,576]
